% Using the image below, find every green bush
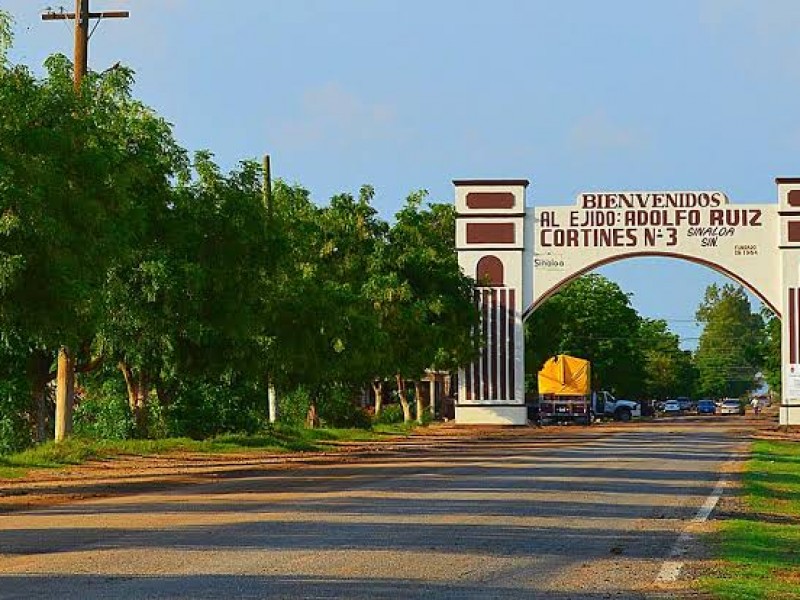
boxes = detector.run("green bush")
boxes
[144,395,170,439]
[0,378,32,454]
[278,387,311,427]
[73,381,135,440]
[318,386,371,429]
[165,377,264,439]
[374,403,405,424]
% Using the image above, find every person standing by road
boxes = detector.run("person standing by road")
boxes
[750,397,761,416]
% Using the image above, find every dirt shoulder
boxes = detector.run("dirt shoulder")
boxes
[0,417,759,515]
[0,422,617,513]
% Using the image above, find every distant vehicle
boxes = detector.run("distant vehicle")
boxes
[662,399,681,414]
[676,397,693,412]
[719,398,745,416]
[537,355,640,423]
[697,399,716,415]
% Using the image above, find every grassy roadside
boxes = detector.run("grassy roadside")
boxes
[702,440,800,599]
[0,423,414,479]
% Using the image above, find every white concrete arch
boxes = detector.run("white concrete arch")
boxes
[455,179,800,426]
[523,250,780,321]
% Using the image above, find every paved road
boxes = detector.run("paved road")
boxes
[0,420,745,599]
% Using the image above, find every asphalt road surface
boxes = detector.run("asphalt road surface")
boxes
[0,420,746,599]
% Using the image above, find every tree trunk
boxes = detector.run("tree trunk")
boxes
[396,375,411,423]
[372,380,383,417]
[119,362,149,435]
[268,383,278,424]
[430,376,438,419]
[306,394,319,428]
[54,347,75,443]
[414,381,424,424]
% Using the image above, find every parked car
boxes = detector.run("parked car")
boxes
[696,399,716,415]
[662,399,681,414]
[719,398,745,416]
[676,397,693,412]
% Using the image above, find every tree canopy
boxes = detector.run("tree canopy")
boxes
[694,284,765,399]
[0,24,480,448]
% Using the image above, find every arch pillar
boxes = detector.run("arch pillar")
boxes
[454,180,530,424]
[777,178,800,426]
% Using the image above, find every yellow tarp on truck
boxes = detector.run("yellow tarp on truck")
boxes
[538,355,591,396]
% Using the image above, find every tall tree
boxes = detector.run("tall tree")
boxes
[99,154,272,431]
[637,318,697,399]
[264,183,389,425]
[760,307,780,397]
[0,50,186,438]
[694,284,765,399]
[374,193,479,421]
[0,10,10,67]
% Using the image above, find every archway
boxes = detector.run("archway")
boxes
[454,178,800,426]
[523,251,779,319]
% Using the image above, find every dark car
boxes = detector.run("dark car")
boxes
[697,399,716,415]
[676,397,693,412]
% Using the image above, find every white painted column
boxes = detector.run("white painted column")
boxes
[454,180,529,425]
[777,178,800,425]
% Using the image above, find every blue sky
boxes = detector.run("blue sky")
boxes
[4,0,797,347]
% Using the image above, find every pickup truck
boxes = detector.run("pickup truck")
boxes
[538,390,641,423]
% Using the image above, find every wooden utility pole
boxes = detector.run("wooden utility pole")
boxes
[42,0,129,90]
[42,1,129,441]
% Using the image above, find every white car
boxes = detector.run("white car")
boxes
[719,399,744,416]
[662,400,681,414]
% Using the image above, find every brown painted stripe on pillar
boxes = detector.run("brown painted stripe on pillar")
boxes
[499,289,507,400]
[470,288,479,401]
[789,190,800,207]
[482,289,490,401]
[508,289,516,397]
[466,192,515,209]
[789,288,797,365]
[490,288,499,399]
[466,222,515,244]
[464,343,473,402]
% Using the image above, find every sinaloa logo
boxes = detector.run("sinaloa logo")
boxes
[534,257,565,269]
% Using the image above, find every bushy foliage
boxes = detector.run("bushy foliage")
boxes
[278,387,311,427]
[0,333,34,454]
[374,403,405,425]
[318,387,371,429]
[73,387,135,441]
[0,29,480,443]
[164,378,264,439]
[0,378,32,454]
[695,284,765,398]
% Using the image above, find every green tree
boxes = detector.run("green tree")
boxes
[0,10,11,67]
[760,307,780,397]
[637,318,697,399]
[264,183,389,425]
[525,274,645,397]
[0,47,186,439]
[375,193,479,421]
[99,154,271,432]
[694,284,765,399]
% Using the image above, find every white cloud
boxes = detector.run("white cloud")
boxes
[273,82,400,151]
